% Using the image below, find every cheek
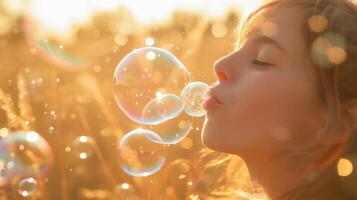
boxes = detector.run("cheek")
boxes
[228,71,324,144]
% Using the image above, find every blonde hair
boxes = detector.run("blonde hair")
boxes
[200,0,357,199]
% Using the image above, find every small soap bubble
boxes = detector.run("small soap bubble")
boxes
[113,47,190,125]
[180,82,209,117]
[71,136,95,159]
[17,177,38,197]
[117,128,166,177]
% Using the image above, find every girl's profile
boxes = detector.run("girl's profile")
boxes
[202,0,357,199]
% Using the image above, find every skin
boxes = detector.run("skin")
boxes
[201,5,332,198]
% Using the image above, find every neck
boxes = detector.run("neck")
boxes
[242,150,317,199]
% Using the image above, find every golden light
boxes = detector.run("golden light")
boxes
[121,183,130,190]
[1,0,262,40]
[211,23,228,38]
[26,131,39,142]
[326,46,347,65]
[308,15,328,33]
[337,158,353,177]
[0,128,9,138]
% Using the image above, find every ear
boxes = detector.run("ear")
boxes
[342,98,357,130]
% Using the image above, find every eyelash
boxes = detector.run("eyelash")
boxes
[252,59,273,67]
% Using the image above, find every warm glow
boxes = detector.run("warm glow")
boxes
[337,158,353,177]
[1,0,262,41]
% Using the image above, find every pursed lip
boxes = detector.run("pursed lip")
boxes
[203,90,223,111]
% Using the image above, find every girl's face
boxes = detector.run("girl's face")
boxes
[201,5,327,158]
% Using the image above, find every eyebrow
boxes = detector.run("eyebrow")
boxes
[251,35,287,54]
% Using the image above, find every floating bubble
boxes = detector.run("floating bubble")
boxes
[147,111,192,144]
[0,152,28,187]
[180,82,209,117]
[17,177,38,197]
[22,17,91,71]
[71,136,95,160]
[117,128,166,177]
[113,47,190,125]
[142,94,185,124]
[0,131,53,181]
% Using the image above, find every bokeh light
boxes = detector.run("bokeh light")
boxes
[337,158,353,177]
[71,136,96,160]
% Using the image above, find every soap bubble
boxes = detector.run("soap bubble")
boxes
[117,128,166,177]
[142,93,185,124]
[71,136,95,160]
[22,17,91,71]
[146,111,193,144]
[0,131,53,180]
[180,81,209,117]
[0,152,28,187]
[17,177,38,197]
[113,47,190,125]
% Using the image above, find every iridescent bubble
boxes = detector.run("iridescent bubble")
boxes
[142,93,185,124]
[117,128,166,177]
[147,111,193,144]
[22,17,91,71]
[0,131,53,180]
[113,47,190,125]
[17,177,38,197]
[71,136,95,160]
[180,82,209,117]
[0,152,28,187]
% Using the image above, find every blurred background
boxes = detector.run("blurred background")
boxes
[0,0,261,199]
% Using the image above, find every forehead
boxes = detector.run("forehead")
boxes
[239,6,307,53]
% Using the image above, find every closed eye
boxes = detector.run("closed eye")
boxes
[252,59,274,67]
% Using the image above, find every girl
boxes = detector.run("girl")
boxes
[201,0,357,199]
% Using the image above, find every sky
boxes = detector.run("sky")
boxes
[1,0,262,40]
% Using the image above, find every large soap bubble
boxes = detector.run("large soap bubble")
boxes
[113,47,190,125]
[117,128,166,177]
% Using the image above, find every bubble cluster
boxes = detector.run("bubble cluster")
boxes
[113,47,190,125]
[180,82,209,117]
[117,128,166,177]
[114,48,210,176]
[17,177,38,197]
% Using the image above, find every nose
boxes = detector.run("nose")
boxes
[213,53,234,83]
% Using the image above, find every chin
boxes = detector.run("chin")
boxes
[201,117,245,155]
[201,117,224,152]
